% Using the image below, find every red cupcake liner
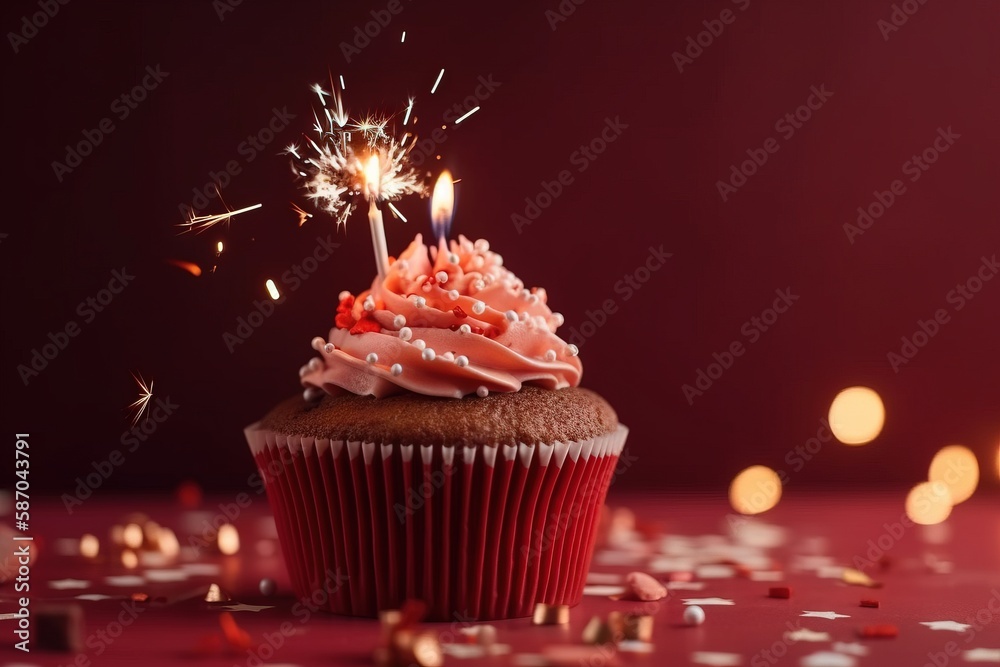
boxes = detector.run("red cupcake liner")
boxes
[245,423,628,620]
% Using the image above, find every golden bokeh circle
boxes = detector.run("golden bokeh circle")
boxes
[905,480,953,526]
[928,445,979,505]
[829,386,885,445]
[729,465,782,515]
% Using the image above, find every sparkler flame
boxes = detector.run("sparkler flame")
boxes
[128,372,154,427]
[291,77,425,231]
[431,170,454,242]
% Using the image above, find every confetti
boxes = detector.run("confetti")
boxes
[832,643,869,657]
[582,585,626,597]
[220,603,274,613]
[859,599,879,608]
[841,568,880,588]
[532,603,570,626]
[48,579,90,590]
[785,628,832,642]
[696,564,737,579]
[800,651,857,667]
[964,648,1000,663]
[920,620,972,633]
[858,624,898,638]
[618,640,654,653]
[620,571,667,601]
[682,598,734,606]
[104,575,144,587]
[74,594,116,601]
[609,611,654,642]
[769,586,792,599]
[585,572,624,584]
[582,616,616,645]
[801,611,851,620]
[691,651,743,666]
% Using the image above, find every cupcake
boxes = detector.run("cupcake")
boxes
[245,233,627,620]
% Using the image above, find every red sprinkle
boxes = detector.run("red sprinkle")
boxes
[860,599,880,608]
[859,624,897,638]
[768,586,792,599]
[453,306,468,319]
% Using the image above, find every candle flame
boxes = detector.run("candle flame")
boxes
[431,170,454,242]
[364,154,381,200]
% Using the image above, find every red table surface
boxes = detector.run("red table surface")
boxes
[2,492,999,666]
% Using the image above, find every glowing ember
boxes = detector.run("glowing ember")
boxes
[218,524,240,555]
[166,259,202,277]
[291,202,313,226]
[177,202,262,235]
[729,465,782,515]
[829,386,885,445]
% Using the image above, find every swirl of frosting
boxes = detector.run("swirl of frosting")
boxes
[299,233,582,399]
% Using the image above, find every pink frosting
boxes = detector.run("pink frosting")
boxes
[299,234,582,399]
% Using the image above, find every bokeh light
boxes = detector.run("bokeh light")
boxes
[829,386,885,445]
[928,445,979,505]
[218,524,240,555]
[905,481,953,526]
[79,534,99,559]
[729,465,782,515]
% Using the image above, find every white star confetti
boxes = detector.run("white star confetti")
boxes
[691,651,743,666]
[104,575,145,587]
[964,648,1000,663]
[920,620,972,633]
[221,603,274,613]
[801,611,851,620]
[800,651,857,667]
[74,594,117,601]
[832,643,869,657]
[785,628,832,642]
[683,598,735,606]
[48,578,90,590]
[668,581,707,590]
[582,585,626,597]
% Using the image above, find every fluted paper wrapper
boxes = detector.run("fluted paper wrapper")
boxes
[245,422,628,620]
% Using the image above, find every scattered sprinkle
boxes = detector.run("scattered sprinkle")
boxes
[421,348,436,361]
[455,355,469,367]
[394,314,406,328]
[366,352,379,365]
[391,363,403,376]
[399,327,413,341]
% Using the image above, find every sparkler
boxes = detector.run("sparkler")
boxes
[128,372,154,427]
[177,201,262,235]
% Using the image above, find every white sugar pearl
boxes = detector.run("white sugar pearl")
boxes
[458,324,472,334]
[483,274,494,285]
[390,363,403,376]
[323,343,334,354]
[544,350,556,362]
[366,352,378,365]
[476,386,489,398]
[298,364,310,377]
[552,313,565,327]
[436,271,448,284]
[397,260,409,271]
[474,239,489,252]
[520,311,530,322]
[338,290,351,301]
[504,310,518,322]
[413,296,426,308]
[521,289,531,299]
[308,357,323,371]
[363,297,375,312]
[527,294,539,305]
[421,348,436,361]
[684,606,705,626]
[493,254,503,266]
[412,339,426,351]
[398,327,413,342]
[311,336,325,351]
[393,314,406,328]
[472,279,485,291]
[455,355,469,367]
[448,253,460,264]
[439,351,455,362]
[447,289,460,301]
[472,301,486,315]
[567,344,579,356]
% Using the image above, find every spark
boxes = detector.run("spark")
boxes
[177,202,262,235]
[430,68,444,94]
[291,202,313,226]
[128,372,154,427]
[265,279,281,300]
[165,259,202,277]
[339,75,346,90]
[403,98,414,126]
[401,31,406,43]
[284,144,301,159]
[386,202,407,222]
[311,83,329,104]
[454,106,480,125]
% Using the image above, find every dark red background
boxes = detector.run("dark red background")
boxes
[2,0,998,494]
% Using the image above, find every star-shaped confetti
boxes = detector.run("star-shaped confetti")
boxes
[691,651,742,666]
[964,648,1000,663]
[785,628,831,642]
[104,575,145,587]
[832,642,869,657]
[802,611,851,620]
[48,578,90,590]
[582,585,626,597]
[74,594,117,601]
[800,651,857,667]
[920,620,972,633]
[221,603,274,613]
[682,598,735,606]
